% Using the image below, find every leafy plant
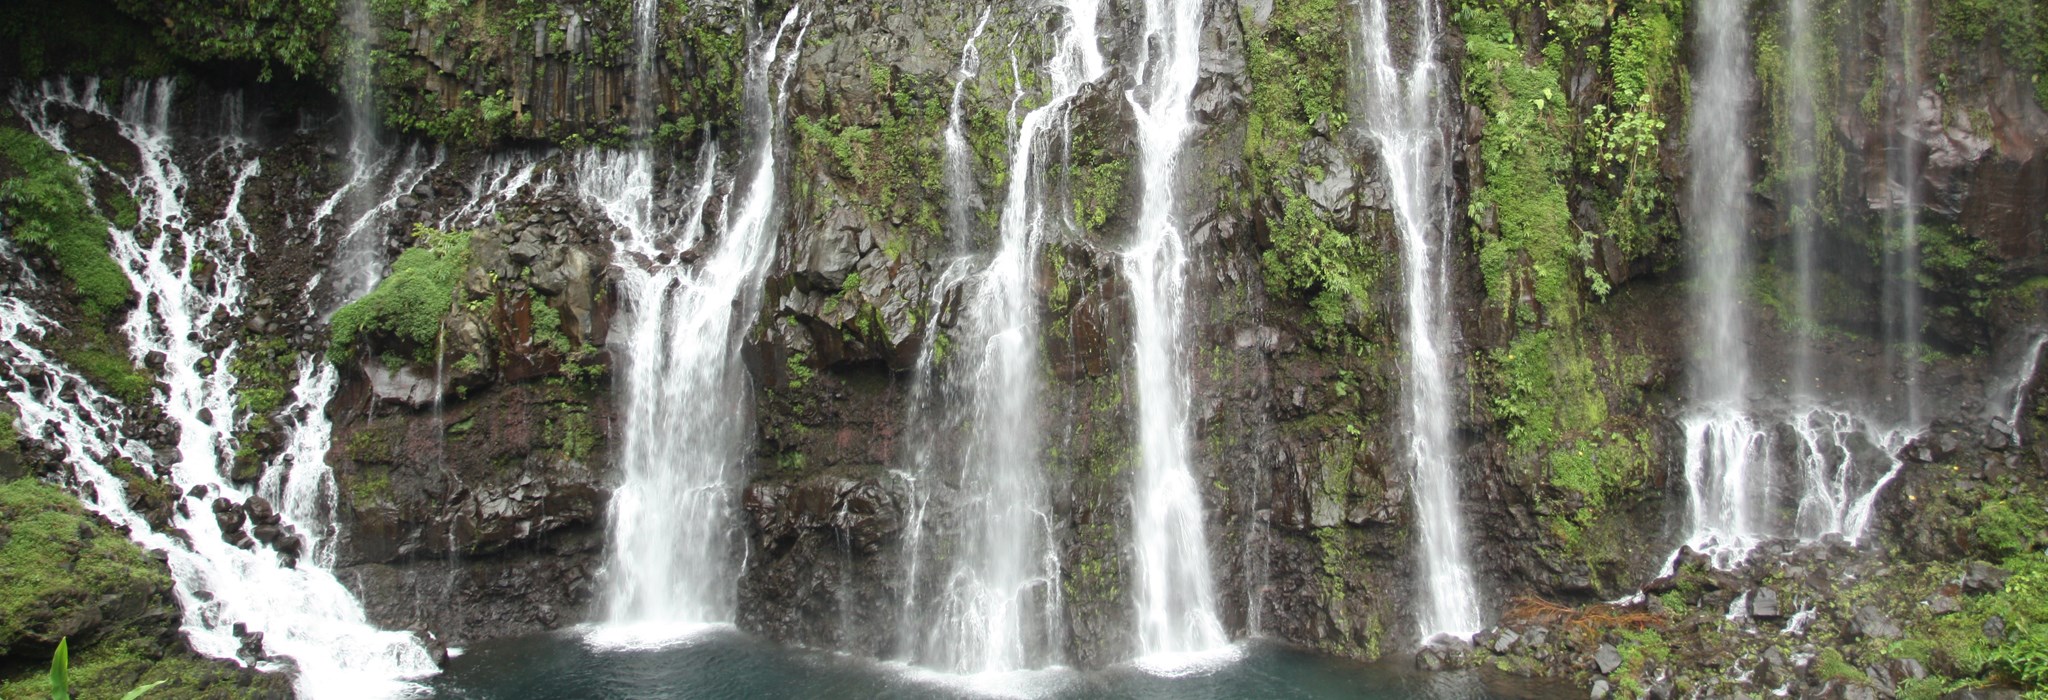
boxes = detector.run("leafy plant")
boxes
[48,638,165,700]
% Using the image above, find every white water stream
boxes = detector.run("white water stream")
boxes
[1679,0,1766,567]
[1124,0,1229,664]
[587,8,808,648]
[1358,0,1484,639]
[912,0,1105,674]
[9,77,436,698]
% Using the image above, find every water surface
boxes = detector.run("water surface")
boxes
[430,630,1567,699]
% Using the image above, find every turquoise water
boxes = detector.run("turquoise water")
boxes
[428,629,1567,699]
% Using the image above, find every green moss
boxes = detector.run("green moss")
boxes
[1456,3,1578,322]
[544,404,596,461]
[0,633,275,699]
[0,479,169,655]
[0,127,133,319]
[59,345,153,406]
[1818,647,1870,684]
[1936,0,2048,109]
[1971,492,2048,558]
[347,468,391,505]
[790,61,950,242]
[529,296,574,354]
[329,225,473,362]
[230,335,294,425]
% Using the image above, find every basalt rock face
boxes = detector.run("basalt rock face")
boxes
[328,194,619,645]
[6,0,2048,691]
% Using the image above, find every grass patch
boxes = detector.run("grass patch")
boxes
[0,127,133,319]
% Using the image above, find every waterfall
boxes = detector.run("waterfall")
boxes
[1359,0,1484,639]
[1990,333,2048,444]
[1883,0,1925,425]
[896,8,993,657]
[586,7,808,648]
[438,150,552,231]
[1784,0,1820,397]
[313,0,434,311]
[942,10,994,248]
[1789,408,1909,541]
[1679,0,1767,566]
[1123,0,1229,663]
[630,0,661,134]
[9,78,436,698]
[1768,0,1916,550]
[911,0,1104,674]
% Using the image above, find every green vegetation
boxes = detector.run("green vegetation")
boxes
[1970,491,2048,558]
[0,479,168,657]
[0,128,133,319]
[1583,0,1685,277]
[0,0,177,78]
[544,404,597,461]
[110,0,334,81]
[1456,3,1577,320]
[1936,0,2048,108]
[1245,0,1382,341]
[329,225,473,362]
[46,638,166,700]
[784,352,814,391]
[58,343,153,405]
[790,59,950,243]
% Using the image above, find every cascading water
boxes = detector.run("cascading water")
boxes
[1882,0,1926,426]
[312,0,448,310]
[911,0,1104,674]
[1679,0,1769,567]
[587,8,808,647]
[1767,0,1917,550]
[438,151,553,230]
[1358,0,1483,639]
[9,77,435,698]
[1789,408,1909,541]
[1990,333,2048,443]
[942,10,994,247]
[1123,0,1229,663]
[1784,0,1820,398]
[896,9,993,656]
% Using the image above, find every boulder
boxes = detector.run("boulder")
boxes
[1750,587,1782,619]
[1853,605,1903,640]
[1965,562,2013,593]
[1594,643,1623,675]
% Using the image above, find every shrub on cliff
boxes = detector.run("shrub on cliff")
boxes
[328,224,473,363]
[0,127,133,319]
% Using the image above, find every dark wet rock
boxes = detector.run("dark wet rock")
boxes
[1594,643,1623,675]
[1965,561,2012,593]
[1750,587,1781,619]
[361,361,440,409]
[1491,628,1521,653]
[1415,639,1469,671]
[1942,690,2023,700]
[1853,605,1903,640]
